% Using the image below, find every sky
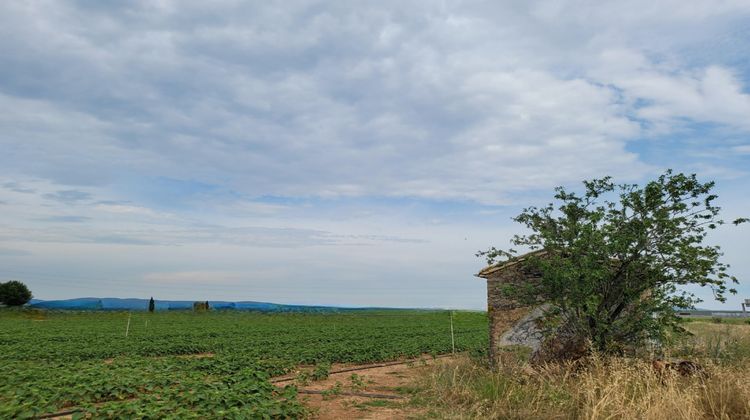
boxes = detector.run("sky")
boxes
[1,1,749,310]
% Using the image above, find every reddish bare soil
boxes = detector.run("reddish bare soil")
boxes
[275,356,451,419]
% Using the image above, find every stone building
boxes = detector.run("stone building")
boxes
[477,250,548,365]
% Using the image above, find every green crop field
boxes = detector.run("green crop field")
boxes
[0,309,487,418]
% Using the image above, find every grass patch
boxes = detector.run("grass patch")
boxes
[410,323,750,419]
[393,385,421,395]
[673,322,750,365]
[680,316,750,325]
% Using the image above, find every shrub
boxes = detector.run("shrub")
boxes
[0,281,33,306]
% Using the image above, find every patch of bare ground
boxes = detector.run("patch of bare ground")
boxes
[272,353,451,383]
[176,352,215,359]
[300,394,414,420]
[277,356,454,419]
[41,414,73,420]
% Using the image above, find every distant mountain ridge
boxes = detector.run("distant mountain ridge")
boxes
[28,297,389,312]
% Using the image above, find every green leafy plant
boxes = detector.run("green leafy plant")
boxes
[311,361,331,381]
[321,382,343,399]
[295,370,310,386]
[349,373,366,391]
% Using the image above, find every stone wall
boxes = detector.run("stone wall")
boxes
[484,263,543,365]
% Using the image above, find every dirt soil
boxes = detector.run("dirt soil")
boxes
[275,356,452,419]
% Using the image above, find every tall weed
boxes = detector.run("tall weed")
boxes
[413,322,750,419]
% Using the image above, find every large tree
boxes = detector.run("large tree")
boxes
[480,170,747,354]
[0,280,33,307]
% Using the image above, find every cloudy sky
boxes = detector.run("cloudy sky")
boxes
[1,1,749,309]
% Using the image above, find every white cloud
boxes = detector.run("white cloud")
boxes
[592,51,750,132]
[94,203,161,217]
[2,2,748,203]
[1,1,749,308]
[143,271,247,285]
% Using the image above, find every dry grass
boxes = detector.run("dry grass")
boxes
[412,321,750,419]
[672,322,750,365]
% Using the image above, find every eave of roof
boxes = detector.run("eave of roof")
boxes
[476,249,547,279]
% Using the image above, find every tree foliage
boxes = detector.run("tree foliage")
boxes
[479,170,746,353]
[0,280,33,306]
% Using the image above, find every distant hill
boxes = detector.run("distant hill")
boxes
[27,297,399,312]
